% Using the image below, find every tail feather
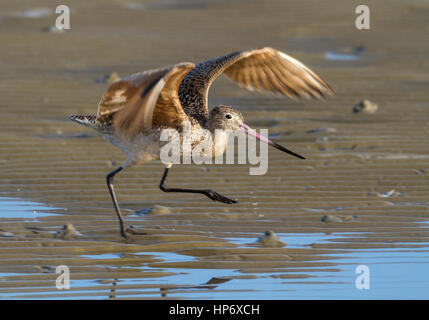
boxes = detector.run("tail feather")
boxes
[69,114,113,134]
[69,114,97,129]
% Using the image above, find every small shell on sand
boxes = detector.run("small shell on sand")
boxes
[105,72,121,85]
[137,205,172,216]
[353,100,378,114]
[95,72,121,85]
[307,127,337,134]
[55,223,82,239]
[321,215,343,223]
[106,160,117,167]
[0,230,14,237]
[321,215,358,223]
[255,231,286,247]
[34,265,56,273]
[42,26,65,33]
[205,277,231,285]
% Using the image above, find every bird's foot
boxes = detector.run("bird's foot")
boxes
[125,225,147,236]
[119,225,147,239]
[120,226,128,239]
[204,190,237,204]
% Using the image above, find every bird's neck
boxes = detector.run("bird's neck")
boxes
[189,113,208,130]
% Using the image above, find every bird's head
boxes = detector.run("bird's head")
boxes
[208,105,305,160]
[208,105,244,131]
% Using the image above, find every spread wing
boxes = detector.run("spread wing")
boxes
[178,47,334,125]
[96,62,195,137]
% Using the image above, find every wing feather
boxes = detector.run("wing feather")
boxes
[178,47,334,123]
[96,63,195,137]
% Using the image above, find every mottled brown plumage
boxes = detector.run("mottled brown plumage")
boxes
[74,47,333,137]
[69,47,334,238]
[97,62,195,137]
[178,47,334,125]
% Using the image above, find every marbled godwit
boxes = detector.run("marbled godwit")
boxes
[70,47,333,238]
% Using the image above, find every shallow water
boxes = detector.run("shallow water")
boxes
[1,218,428,299]
[0,196,428,299]
[0,197,59,219]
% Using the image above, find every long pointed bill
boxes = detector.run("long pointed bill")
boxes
[240,124,306,160]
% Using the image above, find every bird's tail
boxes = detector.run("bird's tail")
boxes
[69,114,98,129]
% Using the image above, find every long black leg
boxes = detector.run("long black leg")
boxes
[159,166,237,204]
[106,166,128,238]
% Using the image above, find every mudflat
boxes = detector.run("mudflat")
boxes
[0,0,428,299]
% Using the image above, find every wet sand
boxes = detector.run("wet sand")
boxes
[0,0,429,299]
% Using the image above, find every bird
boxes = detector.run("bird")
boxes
[70,47,334,238]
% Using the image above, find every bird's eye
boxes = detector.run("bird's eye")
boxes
[225,114,232,119]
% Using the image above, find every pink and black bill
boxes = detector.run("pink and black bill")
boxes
[240,124,306,160]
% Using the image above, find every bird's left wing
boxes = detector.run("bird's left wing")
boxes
[96,62,195,137]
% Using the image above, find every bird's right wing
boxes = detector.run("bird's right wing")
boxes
[178,47,334,125]
[96,62,195,137]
